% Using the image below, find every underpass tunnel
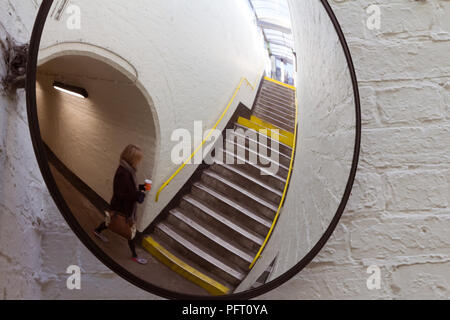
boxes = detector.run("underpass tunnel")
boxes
[36,54,157,217]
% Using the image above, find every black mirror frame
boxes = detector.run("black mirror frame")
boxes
[26,0,361,300]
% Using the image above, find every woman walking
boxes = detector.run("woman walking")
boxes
[94,144,148,265]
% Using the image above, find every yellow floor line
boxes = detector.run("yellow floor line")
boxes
[237,117,294,147]
[264,76,296,91]
[250,115,295,139]
[142,236,230,296]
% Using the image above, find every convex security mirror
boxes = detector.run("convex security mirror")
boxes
[27,0,360,299]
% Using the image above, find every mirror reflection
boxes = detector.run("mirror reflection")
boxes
[34,0,357,297]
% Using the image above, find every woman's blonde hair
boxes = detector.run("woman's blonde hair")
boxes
[120,144,143,170]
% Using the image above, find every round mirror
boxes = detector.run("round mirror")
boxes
[27,0,360,298]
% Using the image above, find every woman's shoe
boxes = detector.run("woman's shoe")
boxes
[132,257,148,265]
[93,230,109,243]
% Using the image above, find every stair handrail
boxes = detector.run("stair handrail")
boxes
[249,77,298,269]
[155,76,260,202]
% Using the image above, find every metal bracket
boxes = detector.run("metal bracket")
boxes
[1,35,29,92]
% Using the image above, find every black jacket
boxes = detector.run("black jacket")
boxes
[109,165,140,218]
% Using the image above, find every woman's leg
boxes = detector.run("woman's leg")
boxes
[93,222,109,242]
[128,239,138,258]
[129,239,147,264]
[95,222,108,234]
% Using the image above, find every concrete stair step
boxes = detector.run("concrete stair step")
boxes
[256,100,295,119]
[219,148,287,190]
[263,79,295,94]
[263,77,296,88]
[254,103,295,123]
[262,85,295,98]
[222,138,289,179]
[236,117,294,147]
[253,110,296,133]
[249,116,294,141]
[180,195,264,252]
[166,208,253,269]
[261,81,295,94]
[210,163,282,205]
[191,182,272,237]
[262,81,296,96]
[259,86,295,101]
[255,103,295,122]
[201,169,278,220]
[154,222,245,286]
[254,99,295,122]
[227,128,292,166]
[258,95,295,113]
[234,123,293,156]
[254,102,295,121]
[260,88,295,105]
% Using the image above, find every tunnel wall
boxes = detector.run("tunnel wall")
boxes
[38,0,267,230]
[267,0,355,280]
[2,0,450,299]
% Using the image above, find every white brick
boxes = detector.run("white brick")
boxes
[359,86,379,127]
[384,170,450,211]
[377,3,435,35]
[391,262,450,299]
[349,214,450,259]
[346,171,386,212]
[351,40,450,81]
[40,232,80,275]
[361,125,450,168]
[376,85,444,124]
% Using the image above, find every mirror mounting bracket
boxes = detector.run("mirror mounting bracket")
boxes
[1,27,29,93]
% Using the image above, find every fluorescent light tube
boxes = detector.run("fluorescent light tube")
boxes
[53,81,88,99]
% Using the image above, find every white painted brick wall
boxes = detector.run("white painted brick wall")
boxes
[1,0,449,299]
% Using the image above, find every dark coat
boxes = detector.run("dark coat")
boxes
[109,165,140,218]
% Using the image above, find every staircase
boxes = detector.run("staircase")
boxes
[142,77,297,295]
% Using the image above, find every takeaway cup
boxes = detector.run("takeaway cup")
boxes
[145,179,152,191]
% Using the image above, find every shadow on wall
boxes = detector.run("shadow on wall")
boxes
[36,54,157,205]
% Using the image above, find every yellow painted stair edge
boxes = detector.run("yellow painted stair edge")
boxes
[142,236,230,296]
[264,76,296,91]
[250,116,294,139]
[237,117,294,148]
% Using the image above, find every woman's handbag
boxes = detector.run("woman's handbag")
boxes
[104,211,136,240]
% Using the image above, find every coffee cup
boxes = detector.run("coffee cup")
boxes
[144,179,152,191]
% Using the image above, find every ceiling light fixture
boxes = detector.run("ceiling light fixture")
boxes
[53,81,88,99]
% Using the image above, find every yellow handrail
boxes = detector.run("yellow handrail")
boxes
[249,77,298,269]
[155,76,258,202]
